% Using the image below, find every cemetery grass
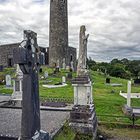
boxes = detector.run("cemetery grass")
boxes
[1,67,140,124]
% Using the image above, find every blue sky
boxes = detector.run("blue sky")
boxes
[0,0,140,62]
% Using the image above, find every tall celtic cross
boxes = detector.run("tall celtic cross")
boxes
[13,30,41,140]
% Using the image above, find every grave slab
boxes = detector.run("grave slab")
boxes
[0,108,69,139]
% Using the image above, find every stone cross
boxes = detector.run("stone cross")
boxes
[127,81,131,107]
[62,58,66,69]
[13,30,48,140]
[77,25,89,76]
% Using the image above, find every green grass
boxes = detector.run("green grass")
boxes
[1,67,140,121]
[1,66,140,139]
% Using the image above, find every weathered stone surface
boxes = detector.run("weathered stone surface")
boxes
[69,105,97,139]
[49,0,68,67]
[0,108,69,138]
[77,25,89,76]
[49,0,76,69]
[0,43,20,67]
[0,44,47,68]
[13,30,42,140]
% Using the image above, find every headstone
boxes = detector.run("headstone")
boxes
[39,68,43,73]
[5,75,11,87]
[13,30,49,140]
[11,64,23,100]
[69,26,97,140]
[127,81,131,107]
[134,79,140,85]
[67,72,72,79]
[62,76,66,84]
[106,78,110,84]
[77,25,89,76]
[66,66,70,71]
[56,60,60,68]
[39,52,45,65]
[44,72,48,78]
[70,61,74,71]
[62,58,66,69]
[0,65,3,72]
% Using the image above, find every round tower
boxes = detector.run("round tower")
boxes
[49,0,68,67]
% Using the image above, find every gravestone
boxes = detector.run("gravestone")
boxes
[67,72,72,80]
[5,75,12,87]
[66,66,70,71]
[106,78,110,84]
[13,30,49,140]
[69,26,97,140]
[62,76,66,84]
[0,65,3,72]
[62,58,66,69]
[77,25,89,76]
[127,81,131,107]
[39,68,43,73]
[134,79,140,85]
[11,64,23,100]
[44,72,48,79]
[40,52,45,65]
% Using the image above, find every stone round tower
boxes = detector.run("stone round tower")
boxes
[49,0,68,67]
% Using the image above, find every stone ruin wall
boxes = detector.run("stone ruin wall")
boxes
[0,43,20,67]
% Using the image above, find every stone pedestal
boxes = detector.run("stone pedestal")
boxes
[11,64,23,101]
[73,83,93,105]
[11,78,23,100]
[70,76,97,140]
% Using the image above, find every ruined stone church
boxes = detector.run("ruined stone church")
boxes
[0,0,76,68]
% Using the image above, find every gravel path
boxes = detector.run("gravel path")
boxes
[0,108,69,138]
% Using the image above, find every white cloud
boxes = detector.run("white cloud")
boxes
[0,0,140,62]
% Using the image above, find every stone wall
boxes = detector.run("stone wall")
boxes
[0,43,48,67]
[0,43,20,67]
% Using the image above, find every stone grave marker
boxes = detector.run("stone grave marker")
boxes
[0,65,3,72]
[62,58,66,69]
[70,61,74,71]
[13,30,49,140]
[5,75,11,87]
[69,25,97,140]
[106,77,110,84]
[62,76,66,84]
[44,72,48,78]
[11,64,23,100]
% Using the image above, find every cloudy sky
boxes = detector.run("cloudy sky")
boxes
[0,0,140,62]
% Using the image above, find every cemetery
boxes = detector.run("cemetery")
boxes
[0,0,140,140]
[1,60,140,139]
